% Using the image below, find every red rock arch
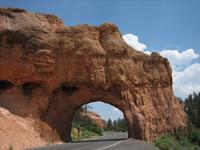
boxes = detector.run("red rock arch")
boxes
[0,8,187,142]
[42,85,144,141]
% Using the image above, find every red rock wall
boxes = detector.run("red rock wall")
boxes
[0,8,187,142]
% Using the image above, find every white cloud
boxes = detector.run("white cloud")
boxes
[123,34,147,51]
[160,49,199,98]
[123,33,200,98]
[173,63,200,98]
[159,49,199,68]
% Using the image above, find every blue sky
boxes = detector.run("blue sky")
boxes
[1,0,200,51]
[1,0,200,120]
[85,102,124,121]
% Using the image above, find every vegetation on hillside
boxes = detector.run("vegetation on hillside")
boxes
[71,104,128,140]
[185,92,200,146]
[104,118,127,132]
[71,126,99,141]
[154,135,199,150]
[71,104,103,141]
[154,92,200,150]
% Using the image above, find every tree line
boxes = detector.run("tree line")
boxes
[185,92,200,128]
[182,92,200,145]
[104,118,127,132]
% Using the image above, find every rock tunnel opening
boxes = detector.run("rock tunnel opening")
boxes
[70,101,128,141]
[43,85,143,142]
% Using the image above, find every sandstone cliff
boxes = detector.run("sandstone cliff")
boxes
[0,7,187,146]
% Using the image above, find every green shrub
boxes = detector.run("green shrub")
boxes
[189,128,200,144]
[156,142,170,150]
[154,135,200,150]
[80,128,99,139]
[154,135,181,150]
[86,125,103,136]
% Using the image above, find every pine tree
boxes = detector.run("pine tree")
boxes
[185,92,200,128]
[106,119,113,130]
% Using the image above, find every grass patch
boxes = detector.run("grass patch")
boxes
[154,135,200,150]
[71,127,99,141]
[81,128,99,139]
[85,125,103,136]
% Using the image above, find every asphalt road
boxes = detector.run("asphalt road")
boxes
[28,132,159,150]
[80,131,128,141]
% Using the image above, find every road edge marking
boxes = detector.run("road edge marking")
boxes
[97,141,123,150]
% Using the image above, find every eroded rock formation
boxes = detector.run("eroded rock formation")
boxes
[80,111,104,129]
[0,8,187,143]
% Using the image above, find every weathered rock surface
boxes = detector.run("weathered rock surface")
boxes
[80,111,104,129]
[0,7,187,145]
[0,107,61,150]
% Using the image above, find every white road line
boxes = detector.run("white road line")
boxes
[97,141,123,150]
